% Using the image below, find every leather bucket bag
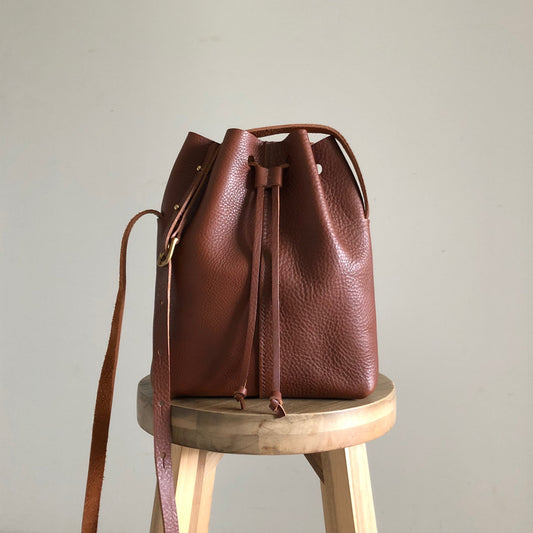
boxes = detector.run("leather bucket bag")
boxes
[82,124,379,532]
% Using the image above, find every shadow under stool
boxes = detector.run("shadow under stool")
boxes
[137,373,396,533]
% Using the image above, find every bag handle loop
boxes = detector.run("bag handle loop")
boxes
[248,124,370,218]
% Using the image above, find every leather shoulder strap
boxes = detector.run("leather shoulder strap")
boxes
[83,144,218,533]
[150,143,219,533]
[248,124,370,218]
[82,209,160,533]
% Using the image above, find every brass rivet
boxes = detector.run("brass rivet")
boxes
[196,165,202,171]
[173,204,180,210]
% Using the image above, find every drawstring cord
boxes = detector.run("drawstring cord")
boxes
[234,159,289,417]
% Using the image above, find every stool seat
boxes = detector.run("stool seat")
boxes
[137,374,396,533]
[137,374,396,455]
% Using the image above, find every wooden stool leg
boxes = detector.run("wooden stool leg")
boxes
[306,444,377,533]
[150,444,223,533]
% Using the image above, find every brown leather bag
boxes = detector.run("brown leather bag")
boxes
[82,124,378,532]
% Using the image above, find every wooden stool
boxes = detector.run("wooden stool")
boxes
[137,374,396,533]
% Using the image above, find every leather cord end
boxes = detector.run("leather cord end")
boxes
[269,392,286,418]
[233,386,248,410]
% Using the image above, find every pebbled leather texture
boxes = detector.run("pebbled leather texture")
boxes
[160,127,378,402]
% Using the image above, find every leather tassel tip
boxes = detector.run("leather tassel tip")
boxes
[233,387,247,410]
[269,396,286,418]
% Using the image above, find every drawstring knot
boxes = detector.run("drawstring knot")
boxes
[233,386,248,410]
[269,391,286,418]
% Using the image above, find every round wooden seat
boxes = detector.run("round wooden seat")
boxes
[137,374,396,455]
[137,374,396,533]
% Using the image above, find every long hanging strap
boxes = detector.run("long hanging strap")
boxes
[82,144,219,533]
[151,143,219,533]
[151,260,180,533]
[82,209,161,533]
[80,210,183,533]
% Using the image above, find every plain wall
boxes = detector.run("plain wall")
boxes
[1,1,532,532]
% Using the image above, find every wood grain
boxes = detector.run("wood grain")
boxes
[137,374,396,455]
[307,445,377,533]
[149,445,222,533]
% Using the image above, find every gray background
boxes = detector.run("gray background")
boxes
[1,1,532,532]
